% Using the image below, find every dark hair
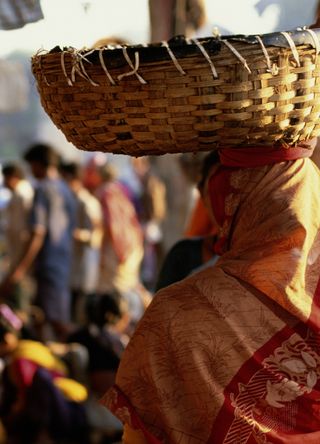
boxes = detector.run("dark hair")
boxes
[2,163,25,180]
[24,143,60,168]
[59,162,82,180]
[197,150,220,192]
[87,291,127,327]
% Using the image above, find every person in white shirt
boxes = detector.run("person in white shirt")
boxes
[1,163,34,312]
[60,162,103,323]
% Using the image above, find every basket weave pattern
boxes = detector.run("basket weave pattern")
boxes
[32,41,320,155]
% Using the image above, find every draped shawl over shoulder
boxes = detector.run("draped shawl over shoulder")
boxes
[101,143,320,444]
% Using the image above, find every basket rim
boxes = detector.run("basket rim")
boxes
[34,27,320,71]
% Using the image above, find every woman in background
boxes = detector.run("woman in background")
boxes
[95,163,151,329]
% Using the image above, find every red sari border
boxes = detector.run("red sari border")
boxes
[100,384,162,443]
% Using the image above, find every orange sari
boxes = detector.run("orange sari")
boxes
[101,155,320,443]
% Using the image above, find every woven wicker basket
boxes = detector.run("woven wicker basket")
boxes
[32,29,320,156]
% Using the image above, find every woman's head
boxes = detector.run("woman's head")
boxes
[98,162,118,183]
[87,292,129,328]
[204,141,318,255]
[24,143,61,179]
[207,151,320,328]
[189,140,320,334]
[2,163,25,191]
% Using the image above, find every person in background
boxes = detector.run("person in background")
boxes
[0,303,89,444]
[127,156,167,291]
[60,162,103,324]
[92,36,128,48]
[156,151,219,291]
[0,144,76,341]
[183,193,216,238]
[154,153,199,262]
[1,164,34,314]
[82,153,106,195]
[67,291,127,442]
[95,162,151,329]
[179,151,216,238]
[2,164,34,270]
[68,290,130,397]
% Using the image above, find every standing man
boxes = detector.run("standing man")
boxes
[2,164,34,313]
[1,144,76,340]
[60,161,103,323]
[2,164,34,272]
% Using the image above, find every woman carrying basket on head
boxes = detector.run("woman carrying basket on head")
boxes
[101,138,320,443]
[29,17,320,443]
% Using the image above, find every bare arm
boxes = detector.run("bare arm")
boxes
[7,227,45,283]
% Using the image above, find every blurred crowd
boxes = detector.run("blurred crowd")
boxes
[0,143,166,443]
[0,142,212,443]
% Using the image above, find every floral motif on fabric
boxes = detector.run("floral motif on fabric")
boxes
[100,386,133,427]
[225,194,241,217]
[223,330,320,443]
[230,169,250,189]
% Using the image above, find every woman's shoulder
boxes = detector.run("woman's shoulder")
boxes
[145,266,224,318]
[148,265,252,326]
[156,265,223,296]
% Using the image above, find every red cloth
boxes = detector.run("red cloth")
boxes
[12,358,63,388]
[219,140,316,168]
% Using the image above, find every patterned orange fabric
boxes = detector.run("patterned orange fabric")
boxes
[96,182,143,263]
[101,157,320,443]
